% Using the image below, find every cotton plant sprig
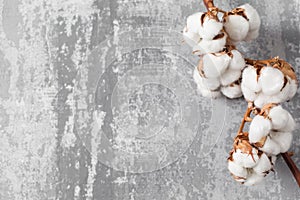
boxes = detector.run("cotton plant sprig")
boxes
[183,0,300,186]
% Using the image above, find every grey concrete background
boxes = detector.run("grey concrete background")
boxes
[0,0,300,199]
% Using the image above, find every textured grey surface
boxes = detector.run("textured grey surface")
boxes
[0,0,300,199]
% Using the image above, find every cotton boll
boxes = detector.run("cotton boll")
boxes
[183,27,201,47]
[243,172,264,186]
[253,153,272,176]
[249,115,271,143]
[279,113,296,132]
[228,160,248,179]
[270,131,293,153]
[193,34,227,55]
[241,82,258,101]
[220,69,241,86]
[228,50,246,70]
[199,17,223,39]
[242,65,261,92]
[221,83,243,99]
[244,29,259,41]
[202,53,230,78]
[232,149,260,168]
[268,105,289,130]
[186,12,203,33]
[224,15,249,42]
[239,4,261,31]
[259,136,281,156]
[259,67,284,96]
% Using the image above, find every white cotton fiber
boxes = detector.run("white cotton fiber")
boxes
[193,34,227,55]
[259,136,281,156]
[253,93,268,108]
[242,65,261,92]
[228,160,248,179]
[228,50,246,70]
[239,4,261,31]
[253,153,272,176]
[202,77,221,90]
[224,15,249,42]
[249,115,271,143]
[197,85,221,98]
[199,17,223,39]
[193,67,203,85]
[183,27,201,47]
[243,172,264,186]
[259,67,284,96]
[232,149,260,168]
[186,12,203,33]
[288,78,298,99]
[193,67,221,90]
[220,69,241,86]
[221,83,243,99]
[279,113,296,132]
[270,131,293,153]
[244,29,259,41]
[241,82,258,101]
[268,105,289,130]
[202,53,230,78]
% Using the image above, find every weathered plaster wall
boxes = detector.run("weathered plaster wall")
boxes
[0,0,300,199]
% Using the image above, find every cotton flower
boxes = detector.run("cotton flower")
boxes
[228,131,276,186]
[224,14,249,42]
[241,59,298,108]
[223,4,261,42]
[184,12,226,53]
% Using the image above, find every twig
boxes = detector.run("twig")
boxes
[237,102,253,134]
[281,152,300,187]
[203,0,214,10]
